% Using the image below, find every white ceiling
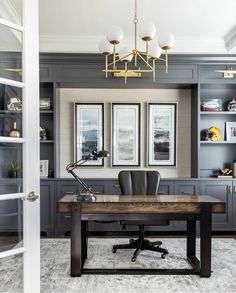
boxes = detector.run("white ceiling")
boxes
[38,0,236,54]
[1,0,236,54]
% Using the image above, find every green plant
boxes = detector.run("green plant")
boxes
[7,160,21,171]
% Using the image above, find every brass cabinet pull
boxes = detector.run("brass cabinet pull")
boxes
[233,185,236,194]
[113,184,120,188]
[64,215,71,219]
[228,185,232,194]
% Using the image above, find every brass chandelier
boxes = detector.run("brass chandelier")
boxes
[99,0,175,83]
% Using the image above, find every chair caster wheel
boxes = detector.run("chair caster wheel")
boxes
[112,248,117,253]
[131,257,136,262]
[161,253,166,259]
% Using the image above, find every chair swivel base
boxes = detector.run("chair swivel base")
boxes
[112,237,168,262]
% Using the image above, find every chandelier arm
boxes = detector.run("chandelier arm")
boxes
[107,52,133,68]
[153,59,156,82]
[165,49,168,73]
[137,52,153,70]
[113,45,116,70]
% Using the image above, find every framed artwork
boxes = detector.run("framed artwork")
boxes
[40,160,49,178]
[40,98,51,110]
[75,103,104,166]
[226,122,236,142]
[148,103,176,166]
[112,103,140,166]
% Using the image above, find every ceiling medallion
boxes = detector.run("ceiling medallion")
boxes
[99,0,174,84]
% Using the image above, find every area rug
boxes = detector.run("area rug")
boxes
[1,238,236,292]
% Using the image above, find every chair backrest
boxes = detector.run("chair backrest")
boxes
[118,170,161,195]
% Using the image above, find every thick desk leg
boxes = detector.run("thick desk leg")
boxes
[82,221,88,266]
[71,202,82,277]
[187,220,196,258]
[200,203,212,277]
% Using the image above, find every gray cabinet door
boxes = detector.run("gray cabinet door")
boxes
[158,180,175,195]
[174,181,200,231]
[175,180,199,195]
[200,181,233,230]
[40,180,55,237]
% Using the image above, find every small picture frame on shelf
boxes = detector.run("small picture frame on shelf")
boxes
[226,122,236,142]
[40,160,49,178]
[40,98,51,110]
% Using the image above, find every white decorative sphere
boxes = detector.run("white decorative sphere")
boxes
[139,22,156,41]
[149,44,162,59]
[98,39,113,55]
[158,33,175,50]
[119,47,133,62]
[106,26,124,44]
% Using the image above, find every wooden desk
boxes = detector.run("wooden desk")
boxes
[57,194,225,277]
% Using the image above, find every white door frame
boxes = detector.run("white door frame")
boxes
[0,0,40,292]
[23,0,40,292]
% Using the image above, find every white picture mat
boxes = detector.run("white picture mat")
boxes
[75,104,103,166]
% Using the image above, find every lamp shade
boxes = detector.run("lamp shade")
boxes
[106,26,124,45]
[139,22,156,41]
[99,39,113,55]
[158,33,175,50]
[149,44,162,59]
[119,47,133,62]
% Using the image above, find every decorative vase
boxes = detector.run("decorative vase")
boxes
[8,122,21,138]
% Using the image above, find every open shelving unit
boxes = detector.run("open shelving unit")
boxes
[199,81,236,178]
[40,82,55,178]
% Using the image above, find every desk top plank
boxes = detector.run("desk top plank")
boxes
[58,194,225,214]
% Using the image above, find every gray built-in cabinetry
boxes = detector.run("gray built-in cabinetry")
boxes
[1,53,236,236]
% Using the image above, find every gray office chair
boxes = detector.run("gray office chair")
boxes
[112,170,168,262]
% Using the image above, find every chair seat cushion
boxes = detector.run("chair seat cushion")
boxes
[120,220,169,226]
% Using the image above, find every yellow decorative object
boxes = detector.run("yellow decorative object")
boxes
[208,126,222,141]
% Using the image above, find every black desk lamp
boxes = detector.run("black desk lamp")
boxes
[66,150,110,201]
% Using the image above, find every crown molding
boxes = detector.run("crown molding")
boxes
[40,34,231,55]
[225,25,236,51]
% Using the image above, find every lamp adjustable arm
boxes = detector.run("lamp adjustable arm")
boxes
[66,150,110,200]
[66,159,95,194]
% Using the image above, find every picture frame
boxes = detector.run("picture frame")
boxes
[112,103,140,166]
[75,103,104,166]
[40,98,51,110]
[148,103,176,166]
[226,122,236,142]
[40,160,49,178]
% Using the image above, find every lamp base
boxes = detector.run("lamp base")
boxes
[77,193,97,202]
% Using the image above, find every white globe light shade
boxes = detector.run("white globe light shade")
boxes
[99,39,113,55]
[158,33,175,50]
[149,44,162,59]
[119,47,133,63]
[139,22,156,41]
[106,26,124,44]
